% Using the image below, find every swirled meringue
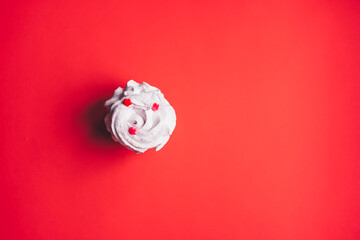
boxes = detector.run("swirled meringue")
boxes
[104,80,176,153]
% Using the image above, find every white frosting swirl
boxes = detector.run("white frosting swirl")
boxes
[104,80,176,153]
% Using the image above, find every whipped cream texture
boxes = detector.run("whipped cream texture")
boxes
[104,80,176,153]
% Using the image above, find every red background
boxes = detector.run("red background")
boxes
[1,0,360,239]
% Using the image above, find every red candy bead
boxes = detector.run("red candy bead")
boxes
[129,127,137,135]
[151,103,159,111]
[123,98,132,107]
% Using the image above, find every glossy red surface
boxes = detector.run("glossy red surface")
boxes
[1,0,360,239]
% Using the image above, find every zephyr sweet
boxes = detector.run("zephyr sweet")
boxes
[104,80,176,153]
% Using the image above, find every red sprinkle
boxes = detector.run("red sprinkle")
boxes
[123,98,132,107]
[129,127,137,135]
[151,103,160,111]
